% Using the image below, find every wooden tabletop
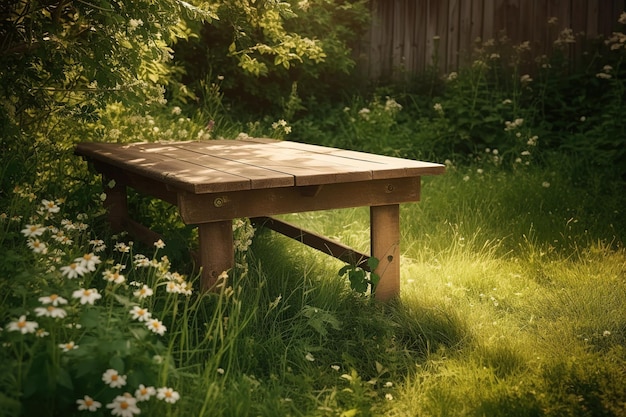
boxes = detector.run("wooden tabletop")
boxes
[75,138,445,194]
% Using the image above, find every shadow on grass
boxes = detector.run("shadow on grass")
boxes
[244,227,471,382]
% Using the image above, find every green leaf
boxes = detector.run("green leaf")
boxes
[367,257,380,270]
[80,308,100,329]
[370,272,380,289]
[0,392,21,417]
[109,356,125,373]
[301,305,341,336]
[56,368,74,390]
[74,358,100,378]
[338,264,352,276]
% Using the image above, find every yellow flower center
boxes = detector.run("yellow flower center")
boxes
[17,321,26,328]
[120,401,129,410]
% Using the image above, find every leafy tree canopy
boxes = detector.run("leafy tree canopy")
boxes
[1,0,363,130]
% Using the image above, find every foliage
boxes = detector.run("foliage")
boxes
[0,189,258,416]
[413,16,626,177]
[338,257,379,295]
[0,0,213,127]
[174,0,371,115]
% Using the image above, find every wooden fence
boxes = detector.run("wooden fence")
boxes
[357,0,626,80]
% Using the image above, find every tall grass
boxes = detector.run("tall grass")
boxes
[275,160,625,416]
[2,131,625,417]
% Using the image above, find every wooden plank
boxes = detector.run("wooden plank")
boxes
[482,0,495,42]
[586,0,600,37]
[528,0,544,57]
[203,140,444,182]
[77,143,253,193]
[371,204,400,301]
[459,0,476,67]
[471,0,485,43]
[252,216,370,269]
[505,0,522,42]
[123,218,164,248]
[437,0,450,71]
[255,141,446,177]
[403,0,417,76]
[392,0,404,78]
[447,0,461,70]
[132,143,294,190]
[170,140,380,187]
[519,0,535,46]
[571,0,587,67]
[597,0,613,37]
[368,0,384,79]
[426,0,440,68]
[383,0,396,78]
[177,176,421,224]
[414,0,428,72]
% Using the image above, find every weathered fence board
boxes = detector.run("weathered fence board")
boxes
[358,0,625,80]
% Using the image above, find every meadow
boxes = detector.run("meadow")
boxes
[1,5,626,417]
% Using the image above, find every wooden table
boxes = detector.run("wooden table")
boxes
[75,138,444,301]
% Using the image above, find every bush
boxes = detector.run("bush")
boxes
[174,0,371,116]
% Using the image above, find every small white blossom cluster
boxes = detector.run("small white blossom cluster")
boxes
[520,74,533,84]
[4,191,186,415]
[99,105,200,145]
[384,96,403,113]
[233,218,255,252]
[606,31,626,50]
[351,95,403,127]
[504,118,524,132]
[554,28,576,46]
[596,65,614,80]
[73,369,180,415]
[271,119,292,135]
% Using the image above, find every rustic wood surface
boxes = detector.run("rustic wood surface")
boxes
[76,138,445,193]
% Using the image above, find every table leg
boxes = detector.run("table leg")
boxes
[103,176,128,233]
[198,221,234,291]
[370,204,400,301]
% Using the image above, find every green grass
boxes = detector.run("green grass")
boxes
[237,161,626,416]
[2,143,625,416]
